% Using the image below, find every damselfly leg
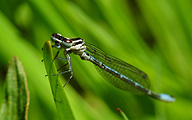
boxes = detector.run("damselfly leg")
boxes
[57,62,68,72]
[52,51,73,87]
[53,50,61,61]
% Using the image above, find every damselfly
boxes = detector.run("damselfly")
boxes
[50,33,175,102]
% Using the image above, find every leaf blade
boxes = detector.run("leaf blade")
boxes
[43,40,75,120]
[0,56,29,120]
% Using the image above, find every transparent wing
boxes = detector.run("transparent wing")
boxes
[85,43,150,93]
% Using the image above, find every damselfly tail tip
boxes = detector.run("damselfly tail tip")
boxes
[160,94,175,102]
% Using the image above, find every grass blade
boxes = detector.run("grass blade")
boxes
[43,40,75,120]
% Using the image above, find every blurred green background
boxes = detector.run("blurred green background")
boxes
[0,0,191,120]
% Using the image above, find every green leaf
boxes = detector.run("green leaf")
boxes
[0,56,29,120]
[43,40,75,120]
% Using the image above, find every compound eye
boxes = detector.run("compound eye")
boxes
[64,39,72,43]
[63,39,73,48]
[51,33,57,37]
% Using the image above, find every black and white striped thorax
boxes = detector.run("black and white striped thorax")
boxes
[51,33,86,55]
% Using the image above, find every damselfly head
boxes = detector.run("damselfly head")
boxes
[51,33,73,48]
[51,33,86,55]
